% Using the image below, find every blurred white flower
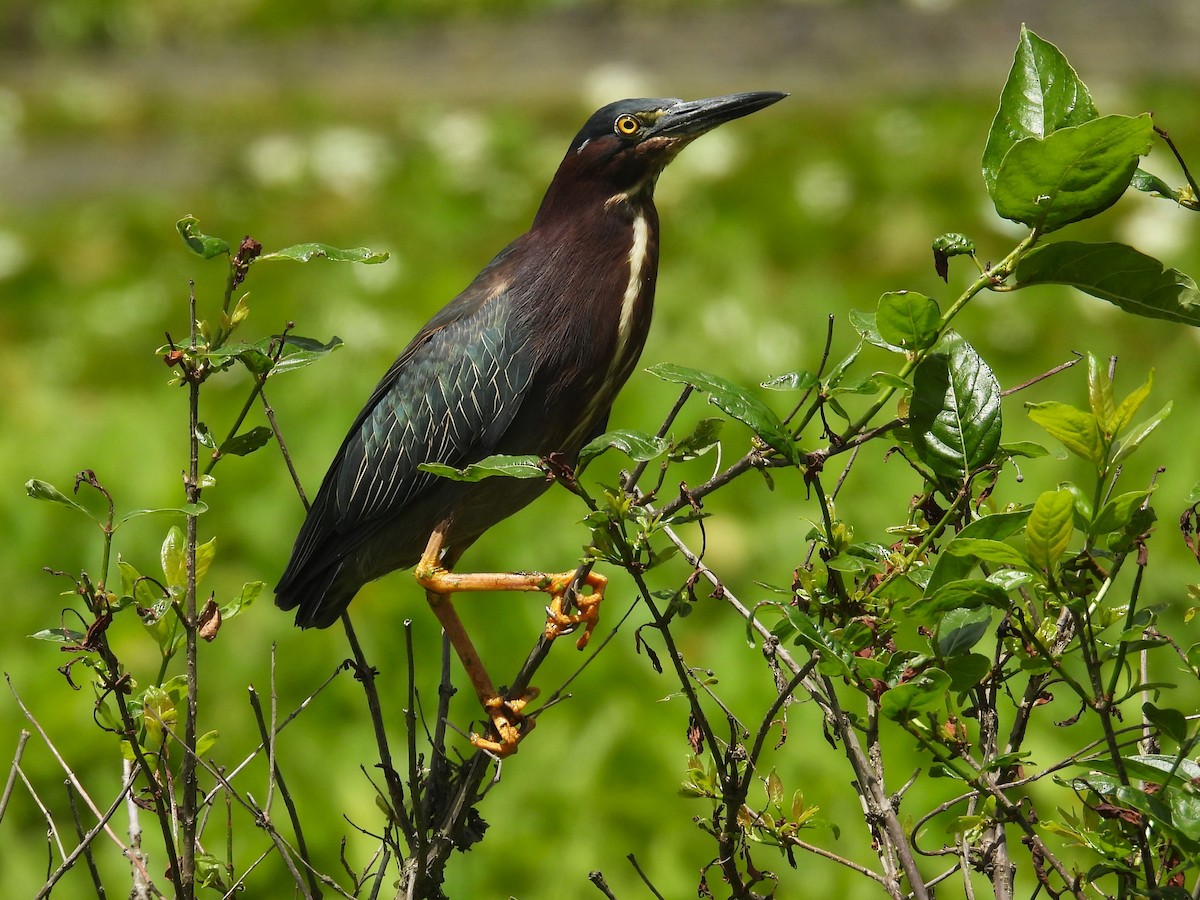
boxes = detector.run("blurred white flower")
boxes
[0,230,28,279]
[1117,192,1196,261]
[425,110,489,189]
[582,65,653,111]
[243,134,306,188]
[794,160,854,217]
[310,127,392,196]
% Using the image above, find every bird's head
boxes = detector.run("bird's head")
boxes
[541,91,787,211]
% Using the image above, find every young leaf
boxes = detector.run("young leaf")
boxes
[1015,242,1200,327]
[761,370,818,392]
[931,233,976,282]
[1025,401,1104,468]
[1091,490,1151,535]
[162,526,186,588]
[418,455,545,482]
[908,334,1002,481]
[176,216,231,259]
[119,501,209,523]
[257,243,389,265]
[670,417,724,462]
[1026,488,1074,573]
[218,426,273,458]
[992,114,1155,233]
[1112,401,1171,466]
[1111,370,1153,435]
[25,479,93,518]
[647,363,797,463]
[269,335,345,375]
[1086,353,1116,433]
[579,430,669,468]
[982,26,1098,196]
[876,291,941,351]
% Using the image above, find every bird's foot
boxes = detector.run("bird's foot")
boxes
[543,571,607,650]
[470,688,539,756]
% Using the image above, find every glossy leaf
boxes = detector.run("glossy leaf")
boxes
[219,426,273,458]
[926,509,1032,594]
[944,652,992,691]
[909,334,1002,480]
[1143,703,1189,745]
[258,243,389,265]
[881,668,952,721]
[905,578,1009,626]
[1091,490,1151,535]
[648,363,797,463]
[982,27,1098,196]
[938,607,993,656]
[270,335,345,375]
[1113,402,1171,465]
[993,115,1154,233]
[761,370,818,392]
[1015,241,1200,326]
[176,215,230,259]
[1025,401,1103,467]
[848,309,901,352]
[876,291,941,351]
[419,455,546,482]
[579,430,669,468]
[1130,168,1184,203]
[931,232,976,281]
[1086,353,1116,432]
[670,418,724,462]
[25,479,92,517]
[1026,489,1075,573]
[945,538,1032,569]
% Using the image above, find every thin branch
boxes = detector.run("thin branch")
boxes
[0,728,30,826]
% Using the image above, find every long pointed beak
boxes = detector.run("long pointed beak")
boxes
[649,91,788,140]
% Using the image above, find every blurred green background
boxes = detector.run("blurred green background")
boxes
[3,0,1200,896]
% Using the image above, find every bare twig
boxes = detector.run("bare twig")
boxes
[0,728,30,826]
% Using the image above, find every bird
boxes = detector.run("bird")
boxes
[276,91,786,754]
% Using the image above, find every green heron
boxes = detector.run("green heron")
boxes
[276,91,786,754]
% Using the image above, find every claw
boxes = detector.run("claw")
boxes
[544,572,607,650]
[470,689,539,756]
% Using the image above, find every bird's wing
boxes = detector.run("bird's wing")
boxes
[332,291,533,524]
[279,258,536,593]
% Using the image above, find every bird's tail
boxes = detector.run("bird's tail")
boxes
[274,560,353,629]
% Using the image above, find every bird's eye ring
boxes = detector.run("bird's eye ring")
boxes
[614,114,641,137]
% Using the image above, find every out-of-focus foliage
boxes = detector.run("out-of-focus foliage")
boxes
[3,8,1200,899]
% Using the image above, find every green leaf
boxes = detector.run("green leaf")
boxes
[761,370,818,392]
[418,455,546,483]
[1131,168,1183,203]
[906,578,1009,626]
[982,27,1098,196]
[119,502,209,523]
[176,215,231,259]
[1112,370,1154,435]
[1112,402,1171,465]
[876,291,941,351]
[647,363,797,464]
[195,730,220,758]
[932,233,976,281]
[162,526,185,588]
[992,114,1154,233]
[579,430,669,469]
[269,335,345,375]
[30,628,87,644]
[1015,242,1200,326]
[1026,489,1075,573]
[222,581,265,619]
[1091,490,1151,535]
[1086,353,1116,432]
[25,479,93,518]
[944,652,991,691]
[938,607,993,657]
[848,310,900,352]
[1142,703,1189,745]
[783,608,853,677]
[195,536,216,587]
[908,333,1002,480]
[258,243,389,265]
[945,538,1032,569]
[219,426,273,458]
[670,417,724,462]
[927,509,1031,593]
[881,668,952,721]
[1025,401,1104,467]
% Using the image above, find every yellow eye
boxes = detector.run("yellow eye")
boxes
[614,114,641,136]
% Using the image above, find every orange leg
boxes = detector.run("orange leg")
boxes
[413,525,606,756]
